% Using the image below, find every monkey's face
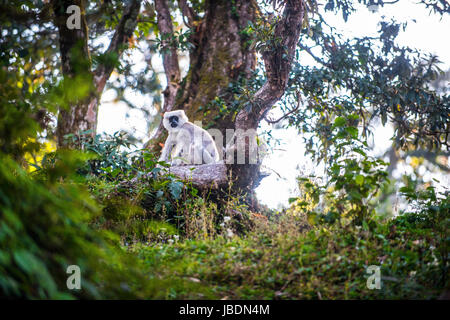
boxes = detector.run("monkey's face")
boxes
[163,110,188,132]
[168,115,179,128]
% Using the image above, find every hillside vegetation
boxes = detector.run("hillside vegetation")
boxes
[1,131,447,299]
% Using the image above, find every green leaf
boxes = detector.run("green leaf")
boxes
[353,148,367,156]
[355,175,364,186]
[169,180,184,200]
[345,126,358,138]
[288,197,298,204]
[334,116,346,127]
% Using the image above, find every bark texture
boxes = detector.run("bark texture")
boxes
[52,0,141,147]
[149,0,258,151]
[166,163,228,189]
[176,0,257,124]
[52,0,92,147]
[155,0,181,113]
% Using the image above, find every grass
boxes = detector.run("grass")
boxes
[128,212,447,299]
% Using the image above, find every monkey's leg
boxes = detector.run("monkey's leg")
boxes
[188,143,204,165]
[171,143,186,165]
[206,143,220,162]
[201,149,216,164]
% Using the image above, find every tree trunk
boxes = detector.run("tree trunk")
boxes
[52,0,95,147]
[176,0,257,127]
[150,0,259,196]
[178,0,260,202]
[150,0,257,148]
[52,0,141,147]
[150,0,304,208]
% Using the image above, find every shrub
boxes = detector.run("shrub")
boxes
[0,153,156,299]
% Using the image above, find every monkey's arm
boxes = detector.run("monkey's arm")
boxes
[159,133,175,162]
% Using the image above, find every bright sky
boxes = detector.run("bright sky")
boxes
[97,0,450,209]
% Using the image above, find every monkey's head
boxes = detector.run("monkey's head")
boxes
[162,110,188,132]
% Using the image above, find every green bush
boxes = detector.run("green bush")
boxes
[0,153,157,299]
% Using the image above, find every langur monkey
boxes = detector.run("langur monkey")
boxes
[159,110,220,165]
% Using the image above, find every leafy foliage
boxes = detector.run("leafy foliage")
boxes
[0,152,160,299]
[290,114,390,225]
[0,0,448,300]
[282,8,449,160]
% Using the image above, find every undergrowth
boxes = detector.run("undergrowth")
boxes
[1,131,448,299]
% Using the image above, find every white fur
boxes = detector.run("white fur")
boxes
[159,110,220,165]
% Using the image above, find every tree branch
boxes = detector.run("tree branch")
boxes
[264,92,303,124]
[94,0,142,94]
[177,0,196,28]
[235,0,305,131]
[0,3,53,27]
[166,163,228,189]
[154,0,181,113]
[298,43,329,67]
[145,0,182,149]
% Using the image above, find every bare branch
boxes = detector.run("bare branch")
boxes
[264,92,302,124]
[235,0,305,131]
[155,0,181,113]
[94,0,142,93]
[145,0,182,149]
[177,0,196,28]
[131,163,228,190]
[167,163,228,189]
[298,43,329,67]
